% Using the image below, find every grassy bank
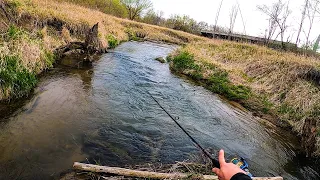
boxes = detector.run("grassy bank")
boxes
[0,0,203,101]
[0,0,319,155]
[0,25,54,100]
[169,41,320,156]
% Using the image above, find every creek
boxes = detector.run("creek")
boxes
[0,42,319,180]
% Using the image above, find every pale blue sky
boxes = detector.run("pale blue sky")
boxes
[150,0,319,45]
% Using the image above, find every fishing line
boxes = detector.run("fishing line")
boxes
[149,94,220,168]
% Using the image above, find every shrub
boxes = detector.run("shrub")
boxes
[106,34,119,49]
[171,51,251,101]
[171,51,201,72]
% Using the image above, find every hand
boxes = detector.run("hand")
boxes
[212,149,245,180]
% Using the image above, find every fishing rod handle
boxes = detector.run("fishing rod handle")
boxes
[212,158,220,168]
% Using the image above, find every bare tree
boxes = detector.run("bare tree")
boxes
[214,0,224,34]
[121,0,152,20]
[236,0,247,35]
[258,2,282,44]
[263,17,277,44]
[229,5,238,34]
[303,0,319,50]
[258,0,291,49]
[296,0,309,45]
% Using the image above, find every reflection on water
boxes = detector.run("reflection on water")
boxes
[0,42,319,180]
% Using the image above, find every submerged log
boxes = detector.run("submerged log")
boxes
[73,162,283,180]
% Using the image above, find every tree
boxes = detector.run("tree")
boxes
[229,5,238,34]
[236,0,247,35]
[165,15,201,34]
[121,0,152,20]
[263,17,277,44]
[303,0,319,50]
[141,9,164,26]
[214,0,224,33]
[258,0,291,49]
[197,21,209,32]
[105,0,128,18]
[296,0,309,45]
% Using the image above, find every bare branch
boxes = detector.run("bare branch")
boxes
[296,0,309,45]
[257,0,291,49]
[229,5,238,34]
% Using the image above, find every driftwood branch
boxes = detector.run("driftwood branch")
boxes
[73,162,283,180]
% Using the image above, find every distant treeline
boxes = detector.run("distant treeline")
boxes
[142,12,228,35]
[57,0,227,35]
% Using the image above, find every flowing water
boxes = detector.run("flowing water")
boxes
[0,42,319,180]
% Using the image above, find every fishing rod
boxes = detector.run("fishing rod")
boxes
[150,94,221,168]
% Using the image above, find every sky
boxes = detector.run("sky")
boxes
[150,0,320,45]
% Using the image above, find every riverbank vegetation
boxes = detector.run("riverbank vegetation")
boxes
[0,25,54,100]
[169,41,320,156]
[0,0,203,100]
[0,0,319,156]
[55,0,223,35]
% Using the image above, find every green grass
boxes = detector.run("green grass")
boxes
[43,49,55,68]
[170,51,251,101]
[0,25,55,100]
[106,34,119,49]
[6,0,22,10]
[277,103,304,121]
[125,28,142,41]
[0,55,37,99]
[260,96,273,113]
[278,103,296,115]
[171,51,201,72]
[7,25,23,39]
[309,105,320,118]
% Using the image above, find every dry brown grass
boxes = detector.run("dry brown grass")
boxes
[1,0,203,101]
[182,40,320,117]
[187,41,318,99]
[9,0,204,45]
[0,27,54,100]
[174,40,320,155]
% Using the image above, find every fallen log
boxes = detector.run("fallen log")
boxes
[73,162,283,180]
